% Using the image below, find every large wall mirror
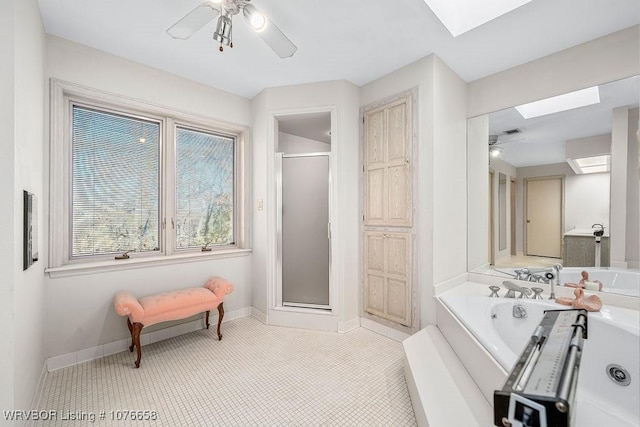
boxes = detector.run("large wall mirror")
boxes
[468,75,639,298]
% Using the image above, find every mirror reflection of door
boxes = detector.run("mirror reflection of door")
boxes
[489,171,495,265]
[526,177,562,258]
[498,173,507,251]
[510,178,517,256]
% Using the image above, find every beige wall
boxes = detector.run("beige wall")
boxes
[44,36,253,358]
[13,0,47,410]
[0,0,16,412]
[432,56,468,286]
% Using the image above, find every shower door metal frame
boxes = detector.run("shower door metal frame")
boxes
[276,151,332,311]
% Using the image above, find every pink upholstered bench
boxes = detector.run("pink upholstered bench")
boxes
[113,276,234,368]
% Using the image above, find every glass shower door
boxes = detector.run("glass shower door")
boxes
[277,152,330,309]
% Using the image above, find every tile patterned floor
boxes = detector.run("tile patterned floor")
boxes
[36,317,417,426]
[493,254,561,268]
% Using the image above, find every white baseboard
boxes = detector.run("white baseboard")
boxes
[46,306,251,371]
[360,317,410,342]
[338,317,360,333]
[251,307,267,324]
[26,363,48,424]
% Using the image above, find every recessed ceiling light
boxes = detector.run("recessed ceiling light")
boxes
[515,86,600,119]
[423,0,532,37]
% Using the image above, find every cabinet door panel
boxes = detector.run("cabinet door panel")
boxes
[365,274,385,316]
[365,110,385,166]
[386,234,408,277]
[387,278,409,324]
[365,168,385,223]
[387,103,408,164]
[387,164,410,225]
[365,233,385,273]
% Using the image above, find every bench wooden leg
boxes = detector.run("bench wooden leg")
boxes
[127,318,134,352]
[217,302,224,340]
[205,310,210,329]
[132,322,143,368]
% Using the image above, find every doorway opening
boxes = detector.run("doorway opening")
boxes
[275,112,332,311]
[525,176,563,258]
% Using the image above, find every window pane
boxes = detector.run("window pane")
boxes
[176,127,234,249]
[72,106,160,257]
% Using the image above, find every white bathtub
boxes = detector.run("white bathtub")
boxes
[439,285,640,427]
[559,267,640,297]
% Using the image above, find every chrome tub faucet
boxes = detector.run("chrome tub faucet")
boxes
[502,281,532,299]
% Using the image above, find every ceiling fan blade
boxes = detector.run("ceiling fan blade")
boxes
[258,20,297,58]
[167,3,219,40]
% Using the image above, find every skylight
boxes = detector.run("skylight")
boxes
[567,155,610,175]
[515,86,601,119]
[423,0,532,37]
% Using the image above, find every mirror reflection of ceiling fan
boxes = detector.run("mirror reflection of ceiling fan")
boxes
[166,0,297,58]
[489,129,525,157]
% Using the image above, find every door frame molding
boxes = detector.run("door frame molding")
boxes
[267,107,338,325]
[523,175,565,257]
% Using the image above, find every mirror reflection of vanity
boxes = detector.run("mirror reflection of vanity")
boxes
[467,75,639,297]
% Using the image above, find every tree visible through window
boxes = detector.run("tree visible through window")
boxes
[72,106,160,257]
[176,127,234,249]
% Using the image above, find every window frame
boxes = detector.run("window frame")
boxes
[48,80,251,277]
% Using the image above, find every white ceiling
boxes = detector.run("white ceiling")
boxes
[489,75,640,167]
[37,0,639,98]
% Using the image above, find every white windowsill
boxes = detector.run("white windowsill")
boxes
[45,248,252,278]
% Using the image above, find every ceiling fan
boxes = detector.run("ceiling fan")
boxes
[166,0,297,58]
[488,133,525,157]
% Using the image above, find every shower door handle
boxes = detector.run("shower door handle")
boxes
[328,222,331,240]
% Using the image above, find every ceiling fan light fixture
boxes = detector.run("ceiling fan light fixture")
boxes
[243,4,267,32]
[213,14,232,46]
[490,147,502,157]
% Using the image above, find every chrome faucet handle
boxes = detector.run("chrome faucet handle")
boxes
[548,263,562,300]
[531,287,544,299]
[488,286,501,298]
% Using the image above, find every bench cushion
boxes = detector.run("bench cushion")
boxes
[113,276,234,327]
[139,288,219,327]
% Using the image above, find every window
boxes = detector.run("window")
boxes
[49,80,249,275]
[72,106,161,257]
[175,126,235,249]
